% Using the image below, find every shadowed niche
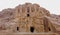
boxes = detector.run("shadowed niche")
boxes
[27,14,30,17]
[48,27,51,31]
[17,27,19,31]
[30,27,34,33]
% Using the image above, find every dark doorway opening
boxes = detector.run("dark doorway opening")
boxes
[30,27,34,33]
[17,27,19,31]
[48,27,51,31]
[27,14,30,17]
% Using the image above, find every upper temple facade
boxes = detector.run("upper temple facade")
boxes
[14,3,54,32]
[0,3,60,35]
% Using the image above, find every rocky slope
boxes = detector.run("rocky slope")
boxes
[0,8,16,30]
